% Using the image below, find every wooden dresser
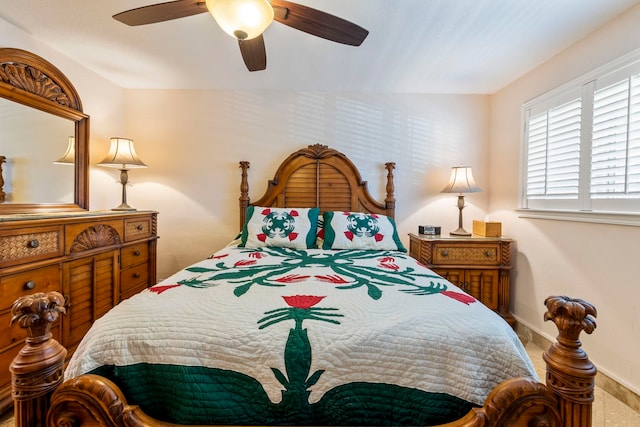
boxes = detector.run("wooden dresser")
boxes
[408,233,515,327]
[0,210,158,413]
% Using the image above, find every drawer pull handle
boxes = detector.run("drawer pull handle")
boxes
[485,250,494,257]
[136,224,144,231]
[133,273,141,279]
[24,280,36,290]
[440,250,449,257]
[27,239,40,248]
[133,250,141,256]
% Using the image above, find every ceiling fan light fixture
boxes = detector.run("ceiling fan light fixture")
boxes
[206,0,274,41]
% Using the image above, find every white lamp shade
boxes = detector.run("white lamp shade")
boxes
[441,166,481,194]
[98,137,147,169]
[206,0,274,40]
[53,136,75,164]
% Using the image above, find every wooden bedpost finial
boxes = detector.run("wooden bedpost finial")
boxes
[384,162,396,216]
[10,292,67,426]
[543,295,597,427]
[239,161,250,231]
[10,291,67,339]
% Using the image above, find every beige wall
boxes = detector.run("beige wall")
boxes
[122,90,490,278]
[490,4,640,394]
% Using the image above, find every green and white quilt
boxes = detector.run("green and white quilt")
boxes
[65,245,537,425]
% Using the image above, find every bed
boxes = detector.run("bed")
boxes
[10,144,597,427]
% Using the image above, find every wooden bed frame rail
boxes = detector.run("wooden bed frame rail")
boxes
[9,293,596,427]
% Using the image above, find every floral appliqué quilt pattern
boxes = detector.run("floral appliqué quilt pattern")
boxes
[66,246,535,425]
[144,247,476,424]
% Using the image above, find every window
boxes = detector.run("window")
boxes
[521,51,640,216]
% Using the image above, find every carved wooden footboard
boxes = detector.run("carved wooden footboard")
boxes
[10,292,596,427]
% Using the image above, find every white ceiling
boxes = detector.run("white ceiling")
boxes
[0,0,639,94]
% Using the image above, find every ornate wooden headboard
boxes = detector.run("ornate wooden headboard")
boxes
[239,144,396,230]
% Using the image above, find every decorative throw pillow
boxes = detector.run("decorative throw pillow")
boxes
[240,206,319,249]
[322,211,407,252]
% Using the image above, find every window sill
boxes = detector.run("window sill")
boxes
[516,209,640,227]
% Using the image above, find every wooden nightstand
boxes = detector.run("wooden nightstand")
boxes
[408,233,515,327]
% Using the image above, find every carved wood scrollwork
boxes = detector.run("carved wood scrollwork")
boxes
[0,49,82,111]
[480,377,561,426]
[49,375,127,427]
[70,225,121,253]
[0,62,72,108]
[297,143,335,159]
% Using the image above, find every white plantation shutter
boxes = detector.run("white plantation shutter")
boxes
[521,53,640,215]
[591,75,640,198]
[525,113,547,196]
[545,100,582,197]
[524,98,582,209]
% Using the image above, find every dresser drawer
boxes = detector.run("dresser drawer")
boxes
[124,217,152,242]
[0,226,62,268]
[121,263,149,296]
[432,243,501,266]
[121,242,149,269]
[0,265,61,307]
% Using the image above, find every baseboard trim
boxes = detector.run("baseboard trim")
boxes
[516,323,640,413]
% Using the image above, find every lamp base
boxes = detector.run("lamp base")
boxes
[449,227,471,236]
[112,202,136,211]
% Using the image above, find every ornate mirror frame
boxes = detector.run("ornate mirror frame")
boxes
[0,47,89,214]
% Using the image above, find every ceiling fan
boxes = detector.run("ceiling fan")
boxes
[113,0,369,72]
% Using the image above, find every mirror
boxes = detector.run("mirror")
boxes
[0,48,89,214]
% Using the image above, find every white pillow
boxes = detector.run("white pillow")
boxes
[322,211,406,252]
[240,206,319,249]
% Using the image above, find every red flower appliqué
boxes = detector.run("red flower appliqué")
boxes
[274,274,310,283]
[149,284,181,294]
[441,290,476,305]
[378,258,399,270]
[249,252,266,259]
[235,259,257,267]
[283,295,325,309]
[315,274,349,284]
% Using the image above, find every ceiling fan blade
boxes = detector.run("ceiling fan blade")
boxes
[270,0,368,46]
[239,35,267,72]
[113,0,208,26]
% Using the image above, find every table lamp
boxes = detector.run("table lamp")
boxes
[441,166,481,236]
[98,137,147,211]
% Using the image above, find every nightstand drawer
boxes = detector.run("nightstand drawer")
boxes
[432,243,501,265]
[408,233,514,327]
